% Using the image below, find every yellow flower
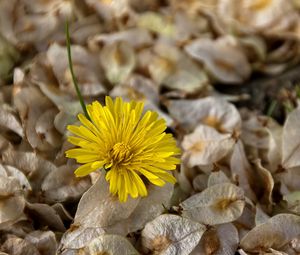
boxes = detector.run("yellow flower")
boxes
[66,96,180,202]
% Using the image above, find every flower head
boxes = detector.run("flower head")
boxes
[66,96,180,202]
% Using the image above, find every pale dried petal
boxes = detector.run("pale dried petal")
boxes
[181,183,245,225]
[182,125,235,167]
[240,214,300,252]
[167,97,241,133]
[141,214,206,255]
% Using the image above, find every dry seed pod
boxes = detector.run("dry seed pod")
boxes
[14,86,57,152]
[217,0,299,37]
[282,106,300,169]
[180,183,245,225]
[141,214,206,255]
[240,214,300,252]
[182,125,235,167]
[145,43,209,95]
[89,28,153,49]
[83,234,139,255]
[85,0,130,22]
[167,97,241,133]
[2,150,57,192]
[24,231,57,255]
[191,223,239,255]
[0,195,25,227]
[41,165,91,203]
[0,104,23,138]
[192,174,208,192]
[185,36,251,84]
[59,226,105,251]
[137,12,176,37]
[107,183,174,235]
[100,41,136,84]
[1,236,40,255]
[207,170,231,187]
[47,43,106,97]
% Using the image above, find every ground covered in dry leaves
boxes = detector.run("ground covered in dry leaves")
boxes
[1,0,300,254]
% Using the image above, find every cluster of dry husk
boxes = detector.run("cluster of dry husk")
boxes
[1,0,300,254]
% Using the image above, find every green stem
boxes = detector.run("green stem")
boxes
[65,21,90,120]
[266,100,277,117]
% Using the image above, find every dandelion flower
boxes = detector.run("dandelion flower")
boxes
[66,96,180,202]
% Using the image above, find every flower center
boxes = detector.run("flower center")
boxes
[106,142,132,168]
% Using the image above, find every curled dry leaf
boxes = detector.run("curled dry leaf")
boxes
[25,202,66,232]
[167,96,241,133]
[41,165,91,203]
[83,234,139,255]
[180,183,245,225]
[100,41,136,84]
[252,159,274,209]
[182,125,235,167]
[240,214,300,252]
[141,214,206,255]
[185,36,251,84]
